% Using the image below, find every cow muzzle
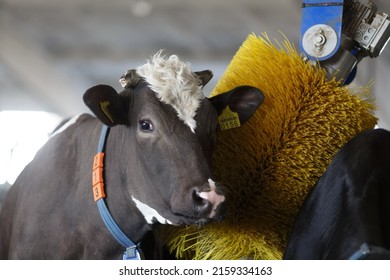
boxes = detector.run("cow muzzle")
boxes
[191,179,226,221]
[170,178,226,225]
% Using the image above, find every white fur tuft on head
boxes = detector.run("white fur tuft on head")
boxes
[136,50,205,133]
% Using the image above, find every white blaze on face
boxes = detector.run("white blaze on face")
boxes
[131,196,173,225]
[136,51,205,133]
[198,178,226,218]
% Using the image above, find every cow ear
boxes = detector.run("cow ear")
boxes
[194,70,213,87]
[209,86,264,130]
[83,84,128,126]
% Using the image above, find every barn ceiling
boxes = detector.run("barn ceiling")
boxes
[1,0,390,128]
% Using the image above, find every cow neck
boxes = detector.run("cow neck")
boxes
[92,124,143,260]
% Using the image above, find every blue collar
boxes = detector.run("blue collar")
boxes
[92,124,142,260]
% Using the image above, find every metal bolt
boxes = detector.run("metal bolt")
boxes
[313,29,327,51]
[302,24,337,59]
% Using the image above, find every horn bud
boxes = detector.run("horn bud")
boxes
[119,69,142,88]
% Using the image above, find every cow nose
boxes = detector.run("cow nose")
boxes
[191,180,226,219]
[192,189,212,216]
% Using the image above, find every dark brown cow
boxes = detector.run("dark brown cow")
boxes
[284,128,390,259]
[0,52,264,259]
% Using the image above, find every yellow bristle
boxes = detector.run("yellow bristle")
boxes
[163,33,377,260]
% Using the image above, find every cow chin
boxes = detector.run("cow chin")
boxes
[178,217,210,227]
[170,199,226,226]
[169,214,220,227]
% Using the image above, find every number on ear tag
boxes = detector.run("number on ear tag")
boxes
[218,106,241,131]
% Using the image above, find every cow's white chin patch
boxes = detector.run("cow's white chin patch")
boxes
[131,196,173,225]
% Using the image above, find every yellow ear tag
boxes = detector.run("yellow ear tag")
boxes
[218,106,241,131]
[100,101,114,123]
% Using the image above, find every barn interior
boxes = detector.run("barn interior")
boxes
[1,0,390,186]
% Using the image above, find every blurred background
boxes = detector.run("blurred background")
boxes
[1,0,390,186]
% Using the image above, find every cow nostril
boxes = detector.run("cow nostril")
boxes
[192,189,210,211]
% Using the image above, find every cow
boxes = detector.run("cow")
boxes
[0,52,264,259]
[284,128,390,259]
[0,183,11,211]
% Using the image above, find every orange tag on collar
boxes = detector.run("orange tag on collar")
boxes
[92,153,106,201]
[92,183,105,201]
[218,106,241,131]
[93,152,104,169]
[92,167,103,186]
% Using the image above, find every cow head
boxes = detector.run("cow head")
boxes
[83,52,264,226]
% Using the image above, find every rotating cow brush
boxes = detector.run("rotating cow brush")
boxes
[162,33,377,260]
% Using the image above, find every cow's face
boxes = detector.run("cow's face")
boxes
[83,52,264,226]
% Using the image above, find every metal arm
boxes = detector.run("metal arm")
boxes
[300,0,390,84]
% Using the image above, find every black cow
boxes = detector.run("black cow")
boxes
[284,128,390,259]
[0,52,264,259]
[0,183,10,211]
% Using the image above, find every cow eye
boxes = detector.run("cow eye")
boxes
[139,120,154,132]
